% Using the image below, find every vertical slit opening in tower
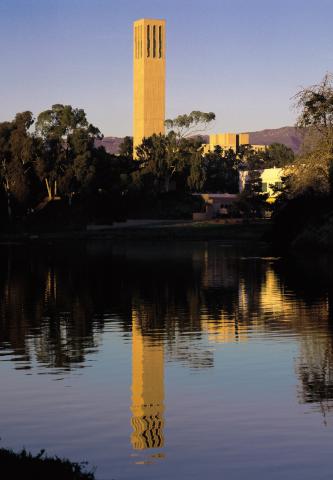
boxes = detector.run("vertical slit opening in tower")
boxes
[147,25,150,57]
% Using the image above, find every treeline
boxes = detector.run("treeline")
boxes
[0,105,130,229]
[0,105,294,231]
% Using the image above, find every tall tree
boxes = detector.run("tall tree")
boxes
[290,73,333,195]
[134,134,173,194]
[187,150,206,192]
[294,73,333,136]
[0,112,38,218]
[35,104,102,200]
[165,111,215,141]
[0,121,14,218]
[134,132,203,194]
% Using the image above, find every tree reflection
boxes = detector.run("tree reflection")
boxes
[1,242,333,421]
[274,255,333,416]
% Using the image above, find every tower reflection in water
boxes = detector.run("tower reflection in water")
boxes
[130,311,165,451]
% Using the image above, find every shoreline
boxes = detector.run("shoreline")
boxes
[0,219,270,244]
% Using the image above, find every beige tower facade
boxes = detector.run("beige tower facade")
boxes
[133,18,166,157]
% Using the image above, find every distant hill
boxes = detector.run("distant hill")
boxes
[249,126,302,153]
[97,126,303,155]
[95,136,124,155]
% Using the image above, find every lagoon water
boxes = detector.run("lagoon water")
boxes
[1,241,333,479]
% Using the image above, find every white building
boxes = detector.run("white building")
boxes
[239,167,284,202]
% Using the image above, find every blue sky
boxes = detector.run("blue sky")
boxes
[1,0,333,136]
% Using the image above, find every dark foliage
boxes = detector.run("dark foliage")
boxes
[0,105,271,230]
[123,190,204,220]
[0,448,94,480]
[202,146,240,193]
[269,74,333,251]
[269,193,332,250]
[263,143,295,168]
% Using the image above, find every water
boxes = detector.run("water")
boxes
[1,241,333,479]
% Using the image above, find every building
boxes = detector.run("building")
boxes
[133,18,166,157]
[192,193,239,220]
[204,133,249,153]
[239,166,284,202]
[132,20,267,161]
[203,132,266,154]
[192,167,285,219]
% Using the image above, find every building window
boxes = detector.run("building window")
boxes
[159,26,162,57]
[147,25,150,57]
[153,25,156,57]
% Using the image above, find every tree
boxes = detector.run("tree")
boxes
[35,104,91,139]
[132,112,215,195]
[119,136,133,159]
[237,147,269,217]
[0,120,14,218]
[134,130,205,195]
[263,143,294,168]
[165,111,215,140]
[290,73,333,196]
[202,146,240,193]
[0,112,39,219]
[35,104,102,201]
[294,73,333,135]
[134,134,175,194]
[187,150,206,191]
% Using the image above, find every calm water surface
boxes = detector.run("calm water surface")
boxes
[1,241,333,479]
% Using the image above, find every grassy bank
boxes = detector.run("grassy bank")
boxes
[0,220,270,244]
[0,448,94,480]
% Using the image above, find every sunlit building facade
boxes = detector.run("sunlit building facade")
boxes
[239,166,284,202]
[203,132,266,154]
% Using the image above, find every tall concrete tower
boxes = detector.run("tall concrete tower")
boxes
[133,18,166,157]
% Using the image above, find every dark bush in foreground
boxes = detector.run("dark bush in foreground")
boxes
[0,448,95,480]
[269,194,332,251]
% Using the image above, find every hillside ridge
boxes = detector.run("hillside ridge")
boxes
[97,126,302,154]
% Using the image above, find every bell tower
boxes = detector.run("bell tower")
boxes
[133,18,166,157]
